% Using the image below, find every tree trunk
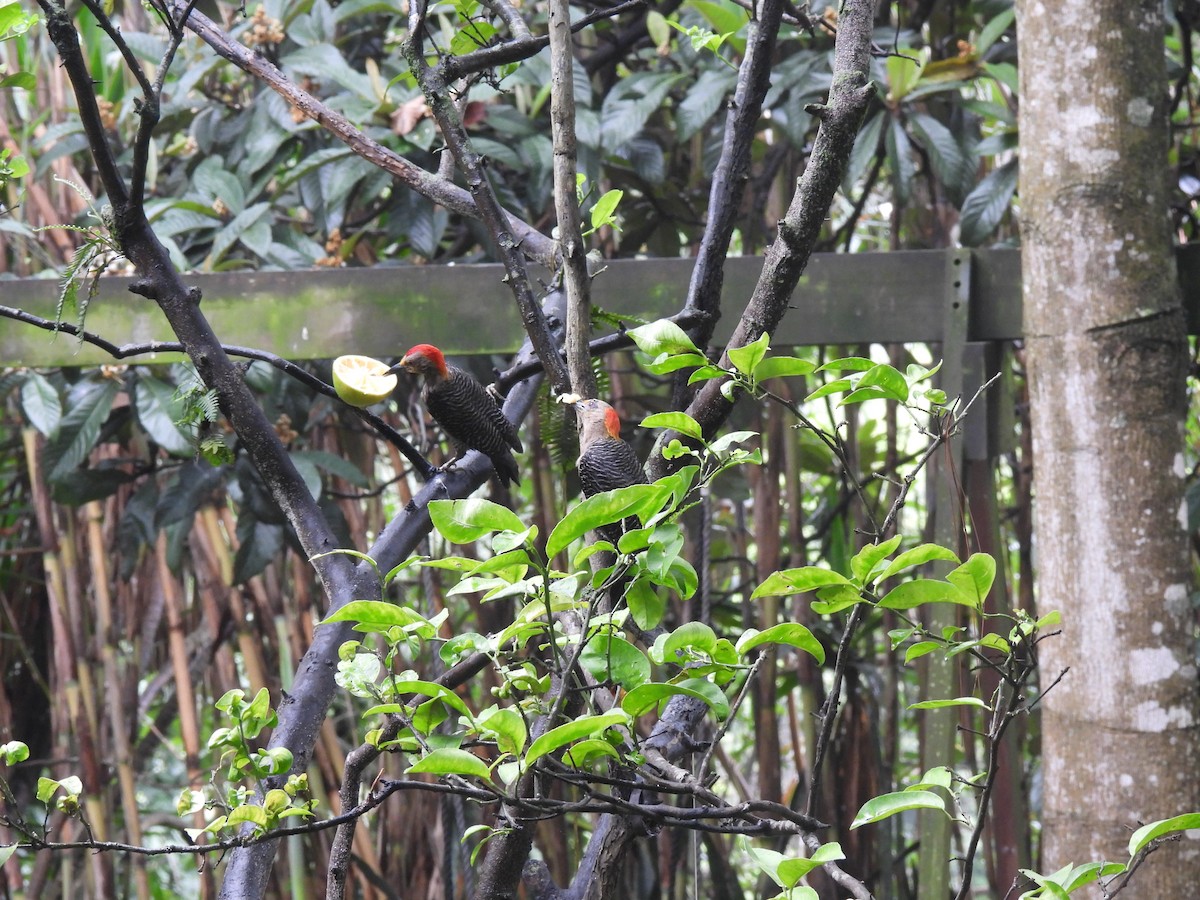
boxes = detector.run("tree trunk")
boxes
[1017,0,1200,891]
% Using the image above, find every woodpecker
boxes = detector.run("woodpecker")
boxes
[574,398,646,543]
[391,344,522,486]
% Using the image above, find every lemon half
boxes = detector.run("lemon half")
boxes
[332,355,398,408]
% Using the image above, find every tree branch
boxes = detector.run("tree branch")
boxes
[681,0,785,347]
[549,0,597,399]
[648,0,879,479]
[403,0,572,396]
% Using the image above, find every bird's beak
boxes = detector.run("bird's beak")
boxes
[385,358,409,376]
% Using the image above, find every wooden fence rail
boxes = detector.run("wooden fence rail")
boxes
[6,246,1200,367]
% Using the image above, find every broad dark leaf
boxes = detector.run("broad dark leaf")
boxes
[42,379,119,483]
[676,68,736,142]
[909,112,971,202]
[843,111,885,194]
[134,374,194,457]
[959,159,1018,246]
[21,371,62,437]
[50,466,136,506]
[886,117,915,206]
[158,461,224,528]
[234,516,286,585]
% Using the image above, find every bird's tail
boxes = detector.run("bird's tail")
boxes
[492,451,521,487]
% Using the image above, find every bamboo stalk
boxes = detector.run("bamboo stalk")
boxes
[204,506,269,692]
[86,500,151,900]
[21,429,109,895]
[155,533,214,898]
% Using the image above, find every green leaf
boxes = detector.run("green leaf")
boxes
[687,364,727,385]
[226,804,268,828]
[707,430,757,456]
[976,6,1015,56]
[851,790,946,829]
[296,450,371,488]
[477,708,527,757]
[562,739,621,768]
[908,766,953,791]
[429,498,526,543]
[838,364,908,406]
[749,847,787,886]
[0,845,15,867]
[843,111,886,194]
[322,601,432,632]
[752,567,852,599]
[282,43,378,102]
[644,351,709,375]
[904,641,940,664]
[547,483,668,558]
[689,0,747,53]
[50,466,135,507]
[524,710,632,768]
[599,71,686,152]
[393,681,474,719]
[208,202,271,266]
[1128,813,1200,856]
[776,842,847,885]
[908,697,991,711]
[1058,862,1128,891]
[21,371,61,436]
[646,9,670,46]
[626,319,702,357]
[626,578,667,630]
[0,741,29,764]
[676,67,737,141]
[578,635,651,690]
[909,112,970,199]
[36,777,61,804]
[887,116,916,205]
[959,159,1018,246]
[589,189,623,231]
[42,380,119,482]
[886,47,925,101]
[736,623,825,665]
[291,455,323,500]
[640,411,703,440]
[804,378,852,402]
[875,543,960,584]
[662,621,718,659]
[810,584,866,615]
[850,535,903,583]
[817,356,875,373]
[0,5,24,32]
[753,355,816,381]
[621,680,727,719]
[407,748,492,781]
[947,553,996,608]
[233,519,284,585]
[878,579,976,610]
[135,375,194,456]
[727,333,770,377]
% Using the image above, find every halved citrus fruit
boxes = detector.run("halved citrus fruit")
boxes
[332,355,398,408]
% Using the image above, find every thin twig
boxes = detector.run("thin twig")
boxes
[0,304,435,477]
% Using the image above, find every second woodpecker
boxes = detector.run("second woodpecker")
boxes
[391,344,523,486]
[575,398,647,543]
